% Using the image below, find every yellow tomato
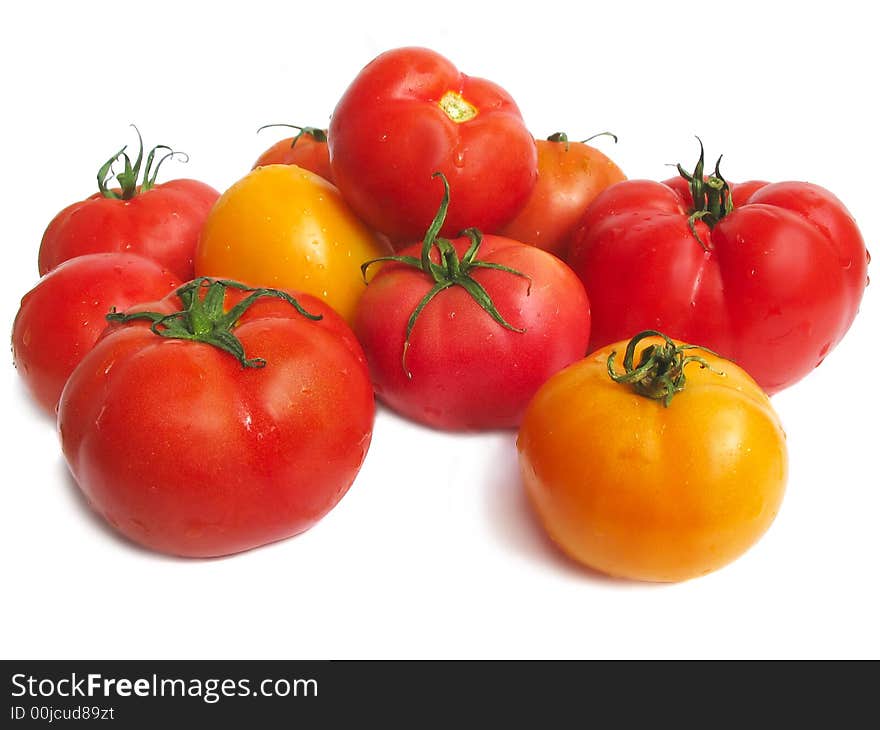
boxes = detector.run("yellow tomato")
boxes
[195,165,389,323]
[517,331,788,582]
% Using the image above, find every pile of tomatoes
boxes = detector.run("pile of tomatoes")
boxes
[11,47,870,580]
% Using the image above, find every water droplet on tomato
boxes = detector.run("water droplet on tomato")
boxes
[453,150,466,168]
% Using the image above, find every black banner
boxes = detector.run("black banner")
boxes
[3,659,875,725]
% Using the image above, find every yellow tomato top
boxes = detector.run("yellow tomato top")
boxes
[195,165,389,324]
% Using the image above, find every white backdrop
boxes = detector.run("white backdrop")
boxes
[2,1,877,659]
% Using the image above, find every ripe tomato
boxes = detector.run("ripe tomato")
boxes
[58,278,375,558]
[195,164,389,324]
[39,128,219,281]
[568,142,869,393]
[500,132,625,257]
[518,331,788,582]
[354,174,590,430]
[329,47,538,245]
[12,253,181,414]
[253,124,333,181]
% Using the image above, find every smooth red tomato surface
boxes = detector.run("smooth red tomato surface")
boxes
[329,47,538,245]
[12,253,181,414]
[39,178,219,281]
[500,136,625,257]
[354,235,591,430]
[59,281,375,558]
[568,176,869,393]
[253,131,333,182]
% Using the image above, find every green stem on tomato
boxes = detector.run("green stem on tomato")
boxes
[676,138,734,251]
[360,172,531,378]
[546,131,618,152]
[256,123,328,148]
[97,125,188,200]
[106,278,321,368]
[606,330,725,407]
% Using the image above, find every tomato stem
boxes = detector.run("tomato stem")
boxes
[256,123,328,148]
[97,125,188,200]
[361,172,531,378]
[677,137,733,250]
[106,278,321,368]
[606,330,724,406]
[547,131,618,153]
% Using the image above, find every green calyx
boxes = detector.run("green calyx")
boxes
[677,137,733,251]
[546,131,618,153]
[256,123,328,148]
[106,278,321,368]
[97,125,188,200]
[361,172,531,378]
[606,330,724,407]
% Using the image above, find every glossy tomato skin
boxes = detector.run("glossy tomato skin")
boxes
[253,133,333,182]
[59,287,374,558]
[354,235,591,430]
[329,47,538,245]
[39,179,219,282]
[568,178,869,393]
[500,138,625,257]
[518,336,788,582]
[196,165,390,324]
[12,253,181,415]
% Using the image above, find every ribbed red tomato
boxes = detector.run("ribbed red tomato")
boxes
[329,47,537,246]
[568,143,869,393]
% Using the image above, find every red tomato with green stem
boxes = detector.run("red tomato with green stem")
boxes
[12,253,182,415]
[500,131,626,257]
[39,127,219,281]
[354,174,591,430]
[329,47,538,246]
[567,140,869,393]
[252,123,333,181]
[58,278,374,558]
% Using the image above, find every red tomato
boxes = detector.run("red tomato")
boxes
[12,253,181,414]
[500,132,626,257]
[354,175,590,430]
[568,142,869,393]
[58,278,375,558]
[252,124,333,181]
[39,129,219,281]
[329,47,538,246]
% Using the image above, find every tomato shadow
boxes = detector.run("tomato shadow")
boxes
[56,458,181,561]
[482,437,638,586]
[13,379,57,425]
[56,459,310,563]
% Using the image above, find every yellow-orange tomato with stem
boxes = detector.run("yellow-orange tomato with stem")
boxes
[517,330,787,582]
[195,165,390,324]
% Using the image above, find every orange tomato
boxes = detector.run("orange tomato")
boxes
[500,133,625,258]
[195,165,389,323]
[252,125,333,182]
[517,331,787,582]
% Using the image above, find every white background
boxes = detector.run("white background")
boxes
[2,1,877,659]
